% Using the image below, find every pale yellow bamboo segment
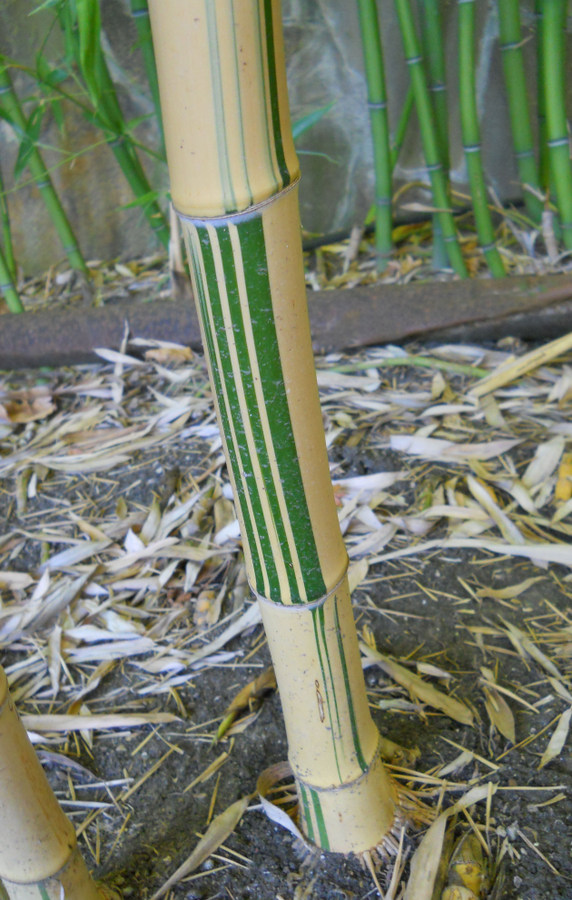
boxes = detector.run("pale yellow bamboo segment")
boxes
[298,750,396,854]
[0,669,102,898]
[259,575,381,782]
[262,186,348,590]
[2,849,104,900]
[259,575,395,851]
[184,225,267,595]
[207,223,294,600]
[149,0,299,217]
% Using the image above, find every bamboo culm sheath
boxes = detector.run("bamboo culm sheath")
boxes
[149,0,396,853]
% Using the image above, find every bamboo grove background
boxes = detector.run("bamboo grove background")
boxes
[1,0,572,311]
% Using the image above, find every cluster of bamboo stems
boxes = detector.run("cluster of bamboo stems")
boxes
[357,0,572,273]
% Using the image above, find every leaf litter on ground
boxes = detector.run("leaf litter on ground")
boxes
[2,322,572,895]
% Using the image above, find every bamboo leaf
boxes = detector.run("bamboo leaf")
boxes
[403,815,447,900]
[361,644,474,725]
[149,794,252,900]
[539,707,572,769]
[292,101,336,140]
[482,684,516,744]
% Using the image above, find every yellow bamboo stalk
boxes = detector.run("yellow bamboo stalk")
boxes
[0,667,113,899]
[150,0,396,854]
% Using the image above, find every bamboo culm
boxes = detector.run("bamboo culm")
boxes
[129,0,165,156]
[0,66,89,279]
[535,1,550,193]
[357,0,393,271]
[458,0,505,276]
[0,163,16,285]
[58,0,170,249]
[541,0,572,250]
[0,242,23,313]
[417,0,449,269]
[149,0,396,854]
[0,667,113,899]
[498,0,543,224]
[393,0,467,277]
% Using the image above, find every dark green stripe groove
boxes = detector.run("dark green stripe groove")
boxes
[206,1,236,212]
[298,781,315,843]
[262,0,291,189]
[333,595,368,772]
[310,787,330,850]
[229,2,253,207]
[312,606,343,782]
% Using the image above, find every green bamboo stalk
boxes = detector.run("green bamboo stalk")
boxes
[458,0,505,276]
[149,0,397,856]
[498,0,543,223]
[393,0,467,276]
[129,0,165,155]
[357,0,393,271]
[391,81,414,167]
[57,0,170,248]
[0,242,23,313]
[0,65,89,278]
[417,0,449,269]
[535,1,550,193]
[541,0,572,250]
[0,164,16,285]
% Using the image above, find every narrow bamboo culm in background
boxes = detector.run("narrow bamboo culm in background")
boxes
[540,0,572,251]
[0,667,116,899]
[0,243,22,313]
[393,0,467,276]
[149,0,396,854]
[0,65,89,281]
[128,0,165,155]
[357,0,393,271]
[458,0,505,276]
[535,0,550,194]
[498,0,544,224]
[417,0,449,269]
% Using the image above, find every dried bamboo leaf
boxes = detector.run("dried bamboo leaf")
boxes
[538,707,572,769]
[21,712,178,732]
[360,644,473,725]
[482,684,516,743]
[468,332,572,398]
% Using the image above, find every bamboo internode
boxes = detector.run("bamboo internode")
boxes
[149,0,395,852]
[0,667,104,899]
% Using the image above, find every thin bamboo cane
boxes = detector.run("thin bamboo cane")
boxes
[0,162,16,284]
[391,82,414,168]
[0,242,23,313]
[417,0,449,268]
[535,0,550,193]
[0,667,113,899]
[149,0,396,854]
[0,66,89,279]
[57,0,170,249]
[541,0,572,251]
[357,0,393,271]
[458,0,505,277]
[129,0,165,155]
[498,0,544,224]
[393,0,467,276]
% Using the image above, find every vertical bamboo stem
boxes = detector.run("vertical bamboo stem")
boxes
[0,162,16,283]
[535,1,550,193]
[498,0,544,223]
[393,0,467,276]
[417,0,449,268]
[458,0,505,276]
[149,0,395,854]
[0,242,23,313]
[357,0,393,271]
[0,667,110,899]
[0,66,89,279]
[129,0,165,155]
[541,0,572,250]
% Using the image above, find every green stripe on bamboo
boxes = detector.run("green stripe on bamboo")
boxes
[393,0,467,276]
[417,0,450,269]
[541,0,572,250]
[0,66,89,279]
[498,0,543,223]
[357,0,393,270]
[458,0,505,277]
